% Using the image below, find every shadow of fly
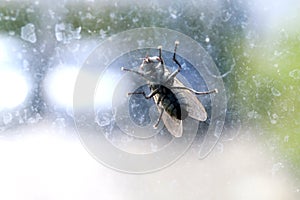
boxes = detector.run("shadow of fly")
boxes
[121,41,218,137]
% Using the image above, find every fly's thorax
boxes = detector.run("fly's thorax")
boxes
[164,77,174,86]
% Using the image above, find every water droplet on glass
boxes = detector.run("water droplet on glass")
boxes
[252,75,261,87]
[109,12,115,19]
[170,13,177,19]
[289,69,300,80]
[271,162,284,175]
[271,87,281,96]
[95,111,114,127]
[168,5,180,19]
[55,23,81,44]
[221,10,232,22]
[274,50,282,56]
[268,112,278,124]
[284,135,289,143]
[21,23,37,43]
[99,29,107,39]
[247,110,260,119]
[151,143,158,152]
[8,31,15,36]
[279,28,288,40]
[205,37,210,43]
[3,112,13,125]
[216,142,224,153]
[53,117,66,128]
[22,59,30,71]
[132,17,139,23]
[27,113,43,124]
[199,12,205,21]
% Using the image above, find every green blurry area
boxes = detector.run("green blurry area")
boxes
[0,3,40,34]
[0,0,299,180]
[236,25,300,177]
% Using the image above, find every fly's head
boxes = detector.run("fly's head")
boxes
[140,56,164,83]
[140,56,161,73]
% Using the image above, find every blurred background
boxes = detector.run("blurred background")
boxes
[0,0,299,199]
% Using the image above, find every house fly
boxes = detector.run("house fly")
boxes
[121,41,218,137]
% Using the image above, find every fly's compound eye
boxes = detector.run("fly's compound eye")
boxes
[143,57,150,63]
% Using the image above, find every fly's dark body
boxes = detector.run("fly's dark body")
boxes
[150,84,188,120]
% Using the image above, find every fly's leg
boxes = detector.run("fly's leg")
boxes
[157,45,164,65]
[121,67,145,78]
[127,88,160,99]
[155,45,166,75]
[153,107,164,128]
[166,41,181,82]
[122,67,155,82]
[171,86,218,95]
[173,41,180,67]
[128,88,164,129]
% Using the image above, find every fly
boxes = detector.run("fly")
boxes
[121,41,218,137]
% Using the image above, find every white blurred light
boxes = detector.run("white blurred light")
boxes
[44,66,80,108]
[249,0,300,32]
[0,40,9,62]
[0,70,29,110]
[0,125,296,200]
[0,36,29,110]
[94,73,117,107]
[45,65,117,110]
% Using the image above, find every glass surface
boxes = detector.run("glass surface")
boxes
[0,0,299,199]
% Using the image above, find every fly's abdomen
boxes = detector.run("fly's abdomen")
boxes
[151,85,188,120]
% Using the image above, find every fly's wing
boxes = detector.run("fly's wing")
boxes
[172,77,207,121]
[153,95,183,137]
[162,111,183,137]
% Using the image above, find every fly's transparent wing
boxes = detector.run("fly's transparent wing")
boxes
[153,94,183,137]
[161,110,183,137]
[172,77,207,121]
